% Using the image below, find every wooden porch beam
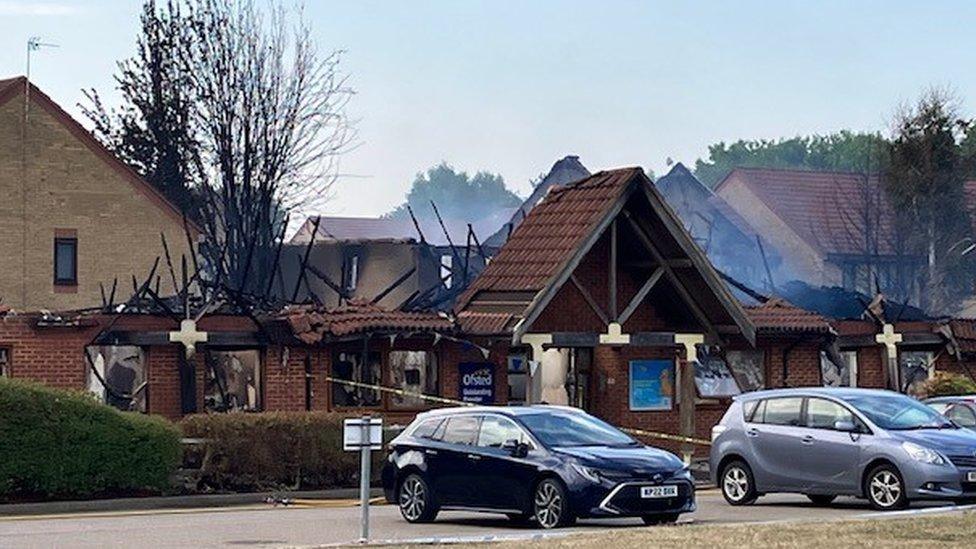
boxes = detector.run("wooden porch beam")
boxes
[617,267,664,325]
[609,219,618,319]
[570,274,610,325]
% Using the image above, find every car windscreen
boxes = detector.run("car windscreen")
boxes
[518,411,636,447]
[843,393,956,430]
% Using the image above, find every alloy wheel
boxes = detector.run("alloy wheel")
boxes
[399,476,427,521]
[869,470,902,508]
[723,466,749,502]
[534,481,564,529]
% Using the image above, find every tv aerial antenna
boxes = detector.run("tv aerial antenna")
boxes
[25,36,59,120]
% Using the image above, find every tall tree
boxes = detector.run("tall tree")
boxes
[81,0,200,213]
[387,163,520,222]
[83,0,354,297]
[886,89,976,313]
[694,131,890,187]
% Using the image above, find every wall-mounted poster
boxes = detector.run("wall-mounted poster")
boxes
[459,362,495,404]
[629,359,674,411]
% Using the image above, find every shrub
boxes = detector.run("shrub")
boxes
[180,412,388,492]
[0,378,181,501]
[919,371,976,398]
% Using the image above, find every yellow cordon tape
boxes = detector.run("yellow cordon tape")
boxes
[325,377,712,447]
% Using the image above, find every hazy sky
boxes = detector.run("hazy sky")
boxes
[2,0,975,217]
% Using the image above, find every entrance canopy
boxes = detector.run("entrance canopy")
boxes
[457,168,755,346]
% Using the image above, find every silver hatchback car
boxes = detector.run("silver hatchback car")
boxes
[710,388,976,510]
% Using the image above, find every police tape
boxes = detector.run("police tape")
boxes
[324,376,712,447]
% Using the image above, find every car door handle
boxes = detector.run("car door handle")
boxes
[424,449,438,456]
[802,435,815,445]
[466,454,482,461]
[746,428,760,437]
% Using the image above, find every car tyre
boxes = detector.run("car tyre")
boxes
[397,473,439,523]
[806,494,837,506]
[533,478,573,529]
[721,460,758,506]
[641,513,679,525]
[865,464,909,511]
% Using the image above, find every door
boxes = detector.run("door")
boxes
[746,397,807,491]
[433,415,481,506]
[473,415,538,510]
[799,398,862,494]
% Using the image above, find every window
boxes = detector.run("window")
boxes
[519,411,635,447]
[477,415,529,448]
[343,247,361,292]
[742,400,760,422]
[442,415,480,445]
[0,347,9,376]
[440,254,453,289]
[900,351,934,395]
[507,355,528,404]
[54,237,78,285]
[822,351,858,387]
[389,351,438,409]
[694,352,741,398]
[85,346,147,413]
[332,350,381,407]
[947,405,976,428]
[726,350,765,391]
[759,397,803,426]
[806,398,855,429]
[410,417,444,439]
[204,349,261,412]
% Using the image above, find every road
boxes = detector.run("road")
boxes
[0,491,965,548]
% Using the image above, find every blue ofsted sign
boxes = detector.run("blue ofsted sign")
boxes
[629,359,675,411]
[459,362,495,404]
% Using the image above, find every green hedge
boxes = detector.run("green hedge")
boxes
[0,378,181,501]
[181,412,387,492]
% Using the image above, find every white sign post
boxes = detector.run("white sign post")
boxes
[343,415,383,543]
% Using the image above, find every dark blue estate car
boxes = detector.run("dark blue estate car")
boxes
[381,405,695,529]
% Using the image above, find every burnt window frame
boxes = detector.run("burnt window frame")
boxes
[342,245,362,292]
[54,236,78,286]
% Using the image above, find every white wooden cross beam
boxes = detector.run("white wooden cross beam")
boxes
[169,319,209,358]
[875,323,902,361]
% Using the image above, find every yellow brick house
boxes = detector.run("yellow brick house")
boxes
[0,76,196,311]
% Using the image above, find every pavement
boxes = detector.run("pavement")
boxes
[0,490,972,548]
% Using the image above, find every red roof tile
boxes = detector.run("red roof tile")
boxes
[457,168,640,307]
[282,299,454,344]
[716,167,899,256]
[745,298,833,334]
[456,311,516,336]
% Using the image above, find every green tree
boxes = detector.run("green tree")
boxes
[694,131,889,187]
[886,89,976,313]
[388,163,521,222]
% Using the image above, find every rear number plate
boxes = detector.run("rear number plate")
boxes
[641,485,678,498]
[967,472,976,482]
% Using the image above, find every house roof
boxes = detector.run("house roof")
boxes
[744,298,833,334]
[714,167,899,257]
[0,76,200,233]
[483,155,591,248]
[457,167,757,343]
[282,299,454,344]
[291,210,516,248]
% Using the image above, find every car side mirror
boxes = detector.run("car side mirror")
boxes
[834,420,857,433]
[502,438,529,458]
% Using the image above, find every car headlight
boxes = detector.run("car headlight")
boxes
[571,462,603,483]
[902,441,946,465]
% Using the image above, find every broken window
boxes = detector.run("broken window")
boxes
[725,350,765,392]
[389,351,438,409]
[694,351,741,398]
[332,350,381,407]
[440,254,453,289]
[900,351,934,396]
[85,345,147,412]
[822,350,858,387]
[507,355,528,404]
[343,246,361,292]
[204,349,262,412]
[0,347,9,376]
